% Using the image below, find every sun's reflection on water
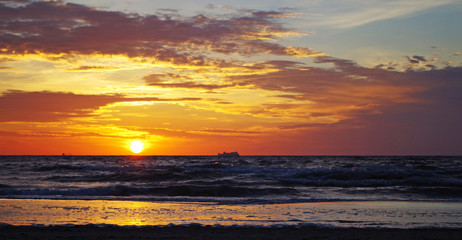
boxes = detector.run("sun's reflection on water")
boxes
[1,199,462,228]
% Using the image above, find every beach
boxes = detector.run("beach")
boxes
[1,198,462,239]
[1,156,461,239]
[2,224,462,240]
[2,199,462,228]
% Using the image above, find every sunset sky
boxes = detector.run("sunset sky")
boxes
[1,0,461,155]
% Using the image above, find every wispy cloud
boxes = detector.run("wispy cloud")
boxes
[317,0,456,28]
[67,65,121,71]
[0,0,320,67]
[144,73,249,90]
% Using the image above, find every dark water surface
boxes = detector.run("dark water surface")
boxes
[1,155,461,204]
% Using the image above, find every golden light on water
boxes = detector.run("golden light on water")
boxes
[2,199,461,227]
[130,140,144,154]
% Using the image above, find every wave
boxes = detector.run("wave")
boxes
[2,155,462,203]
[276,165,462,187]
[0,184,297,198]
[31,162,462,187]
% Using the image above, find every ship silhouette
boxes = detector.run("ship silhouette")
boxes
[217,151,239,157]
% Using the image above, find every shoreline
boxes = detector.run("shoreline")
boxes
[2,198,462,239]
[2,224,462,240]
[1,199,462,228]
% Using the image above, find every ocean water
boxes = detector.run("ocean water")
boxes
[1,155,462,228]
[1,155,462,203]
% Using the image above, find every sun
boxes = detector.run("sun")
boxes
[130,140,144,154]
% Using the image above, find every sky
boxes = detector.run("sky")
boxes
[0,0,461,155]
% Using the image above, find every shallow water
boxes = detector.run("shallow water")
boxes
[1,199,462,228]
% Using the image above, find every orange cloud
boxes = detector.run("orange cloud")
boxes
[144,73,240,90]
[0,90,202,122]
[223,57,462,130]
[67,66,121,71]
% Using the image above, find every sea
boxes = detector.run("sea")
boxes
[1,155,462,228]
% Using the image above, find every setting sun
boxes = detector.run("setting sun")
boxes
[130,140,144,154]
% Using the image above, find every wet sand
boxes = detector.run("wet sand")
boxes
[1,199,462,239]
[2,199,462,228]
[1,224,462,240]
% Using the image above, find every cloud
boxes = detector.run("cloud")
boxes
[425,64,436,70]
[190,128,263,136]
[142,60,306,90]
[412,55,427,62]
[0,57,14,69]
[0,90,202,122]
[144,73,243,90]
[218,59,461,154]
[225,56,462,129]
[67,65,121,71]
[0,0,320,67]
[406,55,427,65]
[318,0,456,29]
[0,0,30,6]
[0,57,15,63]
[0,129,126,139]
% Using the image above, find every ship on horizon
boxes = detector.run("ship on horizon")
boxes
[218,151,239,157]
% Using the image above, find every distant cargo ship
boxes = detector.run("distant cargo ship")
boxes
[218,151,239,157]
